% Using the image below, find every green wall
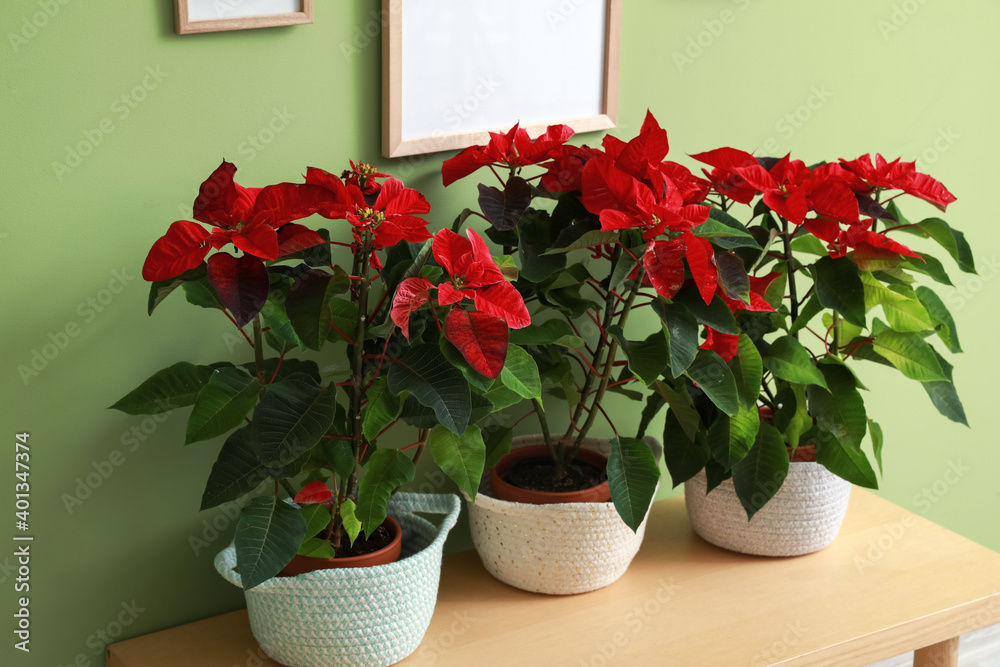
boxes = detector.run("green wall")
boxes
[2,1,997,664]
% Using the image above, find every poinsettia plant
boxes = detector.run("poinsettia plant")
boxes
[111,160,536,588]
[651,146,972,518]
[441,112,972,526]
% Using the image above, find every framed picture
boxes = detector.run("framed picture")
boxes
[174,0,314,35]
[382,0,621,158]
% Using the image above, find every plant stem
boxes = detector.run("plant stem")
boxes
[279,479,297,499]
[565,264,645,464]
[781,216,800,336]
[532,399,556,460]
[331,235,373,547]
[831,311,841,357]
[560,245,624,454]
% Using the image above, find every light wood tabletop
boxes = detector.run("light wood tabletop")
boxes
[107,490,1000,667]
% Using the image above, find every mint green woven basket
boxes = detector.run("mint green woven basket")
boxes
[215,493,461,667]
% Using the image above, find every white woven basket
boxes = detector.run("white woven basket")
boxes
[684,462,852,556]
[467,435,659,595]
[215,492,461,667]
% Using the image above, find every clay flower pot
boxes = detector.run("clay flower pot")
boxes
[278,517,403,577]
[489,444,611,504]
[467,435,658,595]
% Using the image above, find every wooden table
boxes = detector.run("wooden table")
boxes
[107,490,1000,667]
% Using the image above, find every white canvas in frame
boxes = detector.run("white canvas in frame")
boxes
[382,0,620,158]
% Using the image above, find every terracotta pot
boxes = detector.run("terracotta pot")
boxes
[489,444,611,504]
[277,516,402,577]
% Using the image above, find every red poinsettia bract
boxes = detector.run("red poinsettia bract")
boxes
[442,123,575,186]
[391,229,530,378]
[142,161,332,326]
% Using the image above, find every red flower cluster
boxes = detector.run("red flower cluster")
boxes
[442,123,575,187]
[392,228,530,378]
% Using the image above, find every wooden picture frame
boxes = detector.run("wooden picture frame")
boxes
[382,0,621,158]
[174,0,313,35]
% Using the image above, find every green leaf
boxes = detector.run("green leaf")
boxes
[901,252,953,286]
[894,217,976,274]
[652,381,701,442]
[821,313,863,348]
[731,422,789,520]
[499,344,542,400]
[260,295,304,353]
[609,250,639,290]
[662,409,711,487]
[355,449,415,537]
[362,377,401,441]
[251,376,339,467]
[428,425,486,501]
[868,419,884,475]
[543,230,619,254]
[621,329,669,387]
[182,276,225,311]
[637,388,666,439]
[915,286,962,353]
[730,335,763,411]
[685,349,740,417]
[812,255,867,328]
[338,498,363,546]
[148,264,207,315]
[671,289,740,334]
[790,234,828,256]
[652,301,699,378]
[761,336,828,390]
[509,319,584,348]
[708,406,758,470]
[484,426,513,469]
[321,439,355,480]
[298,504,333,546]
[111,361,229,415]
[780,384,812,450]
[860,271,932,333]
[388,344,472,436]
[234,496,306,590]
[693,212,761,250]
[285,268,350,351]
[185,367,262,445]
[607,437,660,532]
[716,252,750,304]
[297,538,337,559]
[872,324,948,382]
[789,292,824,336]
[200,426,267,510]
[813,428,878,488]
[327,298,360,343]
[482,383,523,411]
[921,349,969,426]
[807,364,867,448]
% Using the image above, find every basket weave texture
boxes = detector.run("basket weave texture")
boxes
[467,435,657,595]
[684,463,852,557]
[215,492,460,667]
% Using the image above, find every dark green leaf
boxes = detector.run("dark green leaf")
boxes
[607,437,660,532]
[484,426,513,469]
[709,407,759,470]
[185,367,262,445]
[671,288,740,334]
[789,292,825,336]
[694,209,761,250]
[388,344,472,435]
[509,319,584,348]
[921,349,969,426]
[731,422,789,520]
[901,252,953,286]
[762,336,829,390]
[716,252,750,304]
[234,496,306,589]
[428,425,486,501]
[662,409,711,487]
[251,376,339,467]
[652,300,699,378]
[872,323,948,382]
[915,286,962,353]
[621,329,669,386]
[499,344,542,400]
[868,419,884,475]
[148,264,207,315]
[730,334,763,411]
[362,376,401,441]
[807,364,867,448]
[285,268,350,351]
[812,255,866,328]
[355,449,415,537]
[813,428,878,488]
[111,361,229,415]
[182,276,225,311]
[685,350,740,417]
[894,217,976,274]
[200,426,267,510]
